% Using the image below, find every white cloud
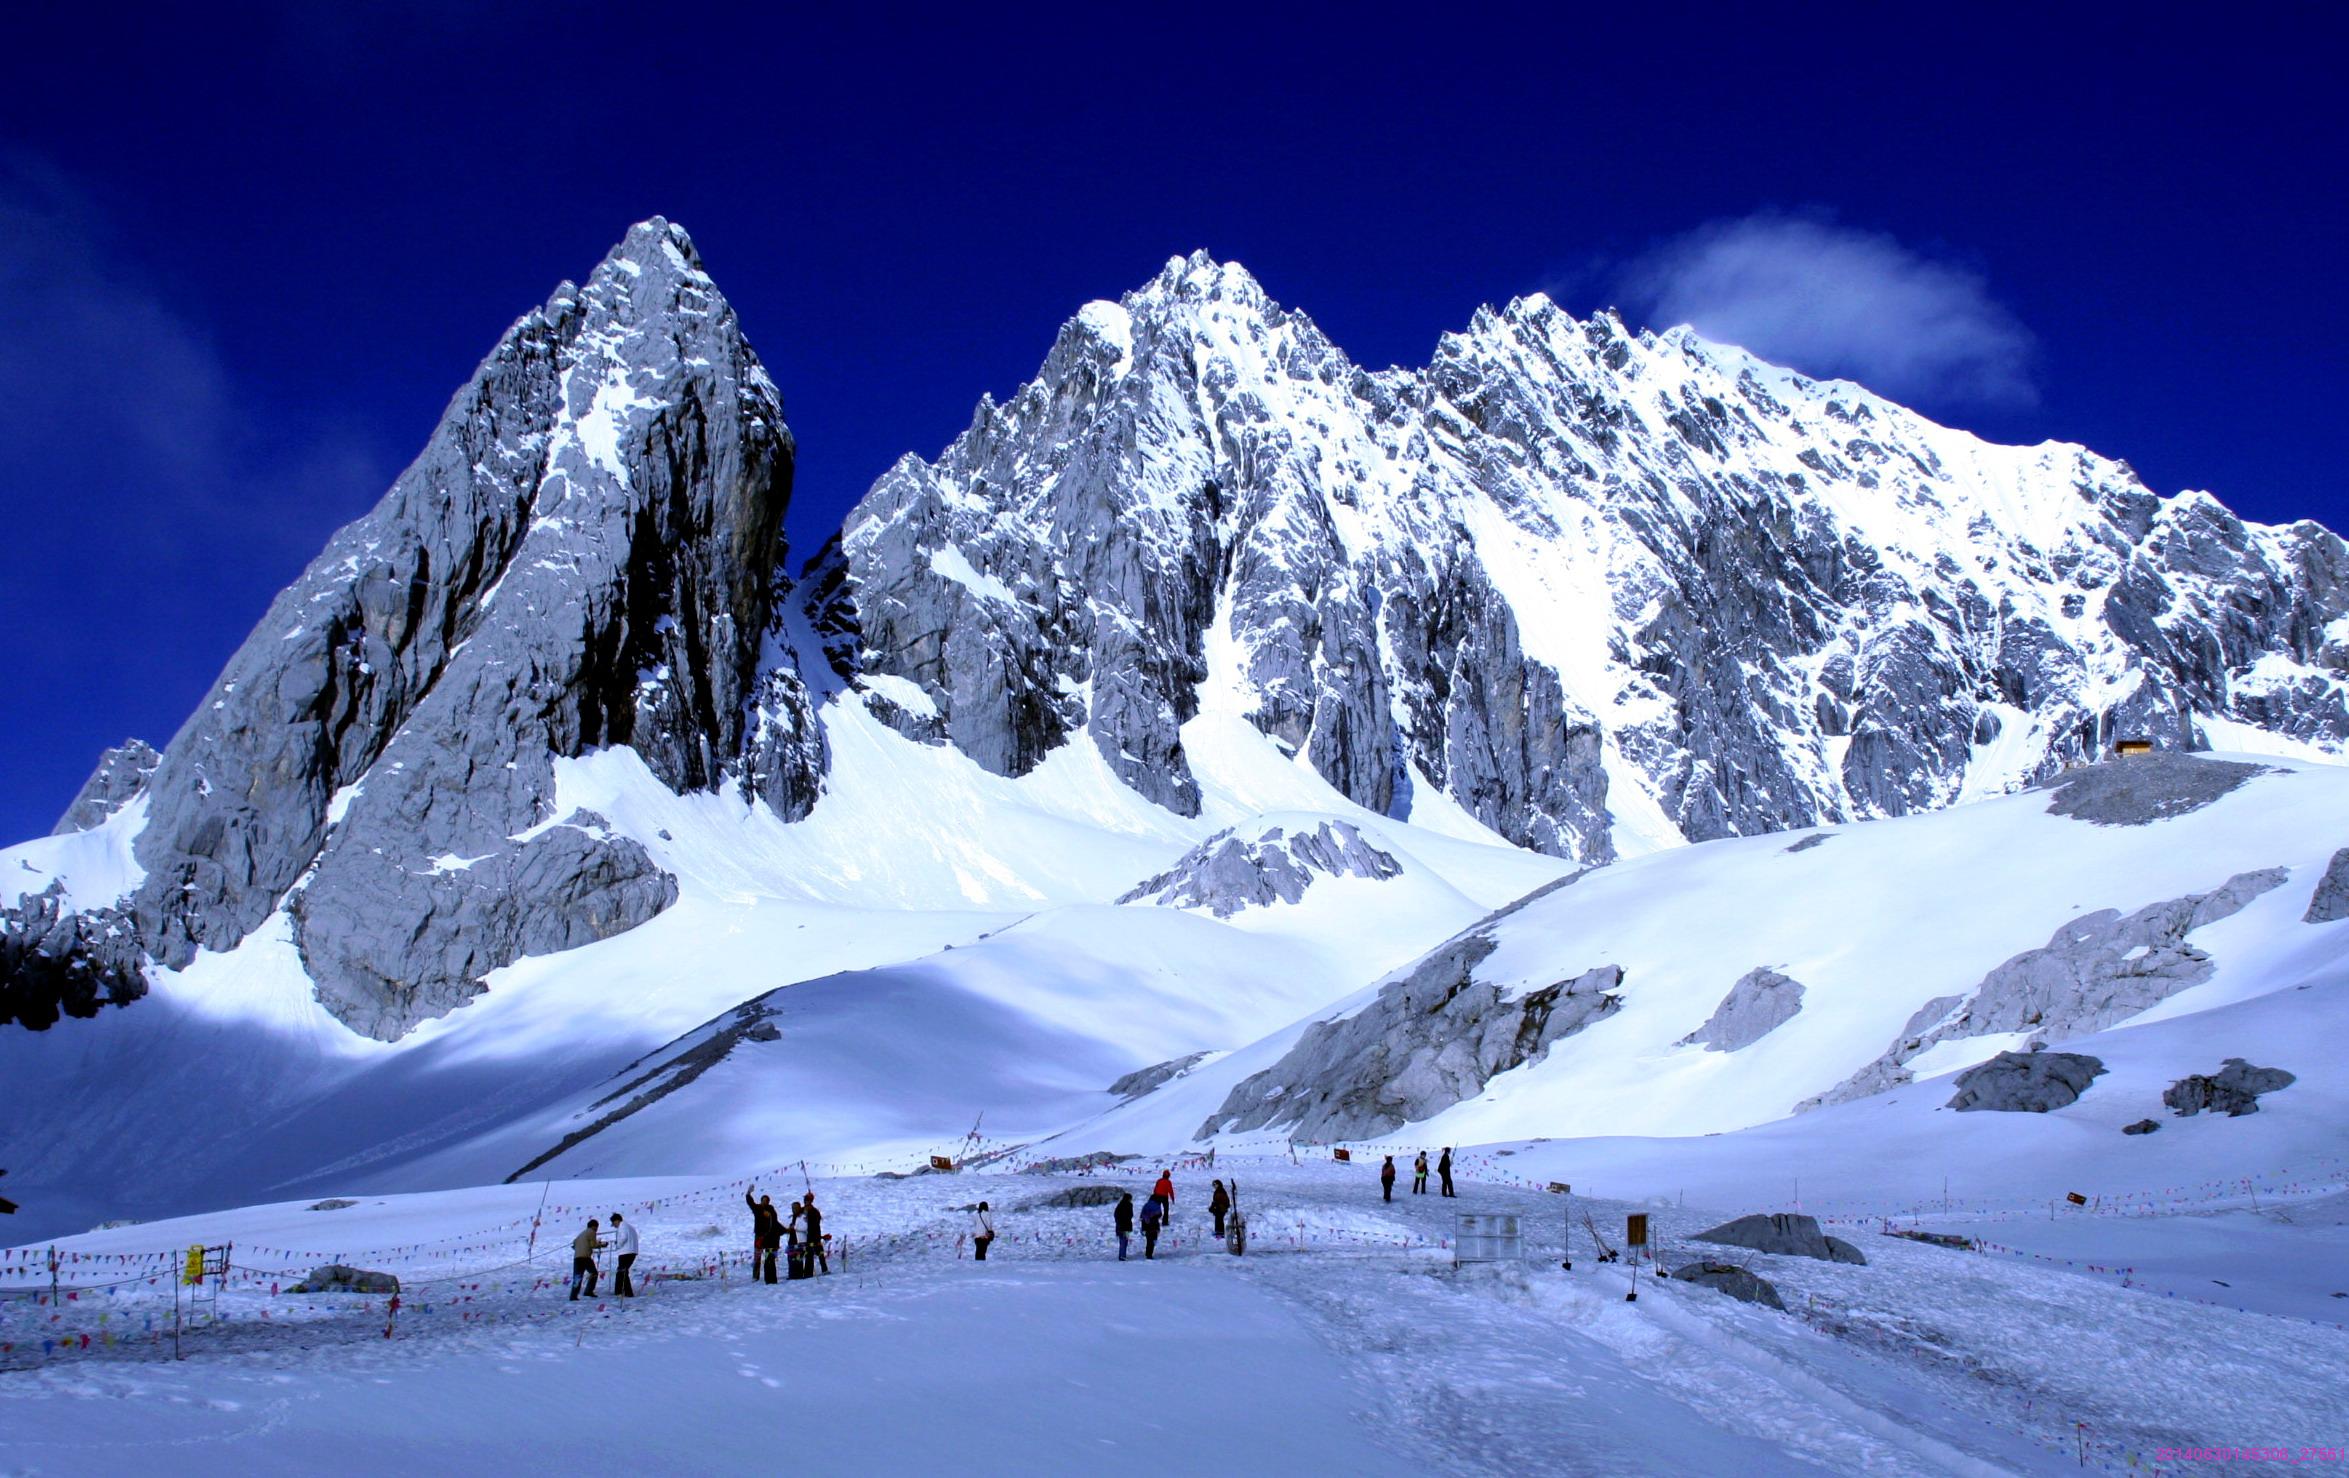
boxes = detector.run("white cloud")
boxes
[1618,214,2037,409]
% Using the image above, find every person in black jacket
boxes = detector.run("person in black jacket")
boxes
[797,1194,828,1274]
[746,1189,782,1283]
[1438,1147,1456,1197]
[1113,1191,1135,1261]
[1209,1180,1231,1238]
[1380,1155,1397,1202]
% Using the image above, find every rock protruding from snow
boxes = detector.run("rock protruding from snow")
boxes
[2164,1059,2296,1117]
[2302,848,2349,923]
[1118,821,1402,917]
[1673,1261,1787,1310]
[1691,1213,1866,1266]
[1944,1050,2107,1112]
[1809,869,2285,1108]
[1204,908,1621,1141]
[1679,968,1806,1051]
[2042,753,2272,827]
[1109,1053,1212,1099]
[2122,1118,2161,1135]
[0,883,146,1030]
[51,740,159,835]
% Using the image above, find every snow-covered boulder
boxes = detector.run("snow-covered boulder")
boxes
[1673,1260,1787,1309]
[289,1264,400,1294]
[1119,821,1402,917]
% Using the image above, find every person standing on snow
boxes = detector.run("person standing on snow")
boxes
[1209,1179,1231,1238]
[1153,1170,1176,1224]
[798,1194,828,1274]
[1139,1193,1164,1259]
[1113,1191,1135,1261]
[1439,1147,1456,1198]
[1413,1151,1429,1195]
[972,1201,997,1261]
[1380,1155,1397,1203]
[609,1211,640,1297]
[746,1188,783,1284]
[570,1218,606,1301]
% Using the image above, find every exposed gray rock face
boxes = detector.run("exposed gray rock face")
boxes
[1026,1184,1128,1209]
[1680,968,1806,1051]
[1204,905,1622,1140]
[835,257,2349,865]
[51,740,159,835]
[2164,1059,2296,1117]
[2042,752,2270,826]
[10,220,799,1040]
[1692,1212,1866,1265]
[1673,1261,1786,1310]
[1945,1050,2106,1112]
[0,883,147,1029]
[2303,848,2349,923]
[1109,1053,1212,1099]
[1807,870,2285,1108]
[1118,820,1402,916]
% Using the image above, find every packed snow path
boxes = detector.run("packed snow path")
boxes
[5,1163,2343,1474]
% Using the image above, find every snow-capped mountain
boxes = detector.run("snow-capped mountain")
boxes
[5,219,2349,1243]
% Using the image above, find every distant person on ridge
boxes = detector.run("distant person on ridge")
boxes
[1380,1155,1397,1203]
[972,1201,997,1261]
[1439,1147,1455,1198]
[746,1188,782,1284]
[1209,1179,1231,1238]
[1114,1191,1135,1261]
[1413,1151,1429,1195]
[609,1211,639,1297]
[569,1217,606,1301]
[1139,1192,1164,1258]
[1153,1169,1176,1224]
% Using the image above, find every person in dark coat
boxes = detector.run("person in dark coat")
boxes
[1113,1191,1135,1261]
[1413,1151,1429,1195]
[1209,1179,1231,1238]
[972,1202,996,1261]
[569,1218,606,1301]
[1139,1194,1164,1259]
[1438,1147,1456,1197]
[797,1194,828,1274]
[746,1189,782,1284]
[1380,1155,1397,1202]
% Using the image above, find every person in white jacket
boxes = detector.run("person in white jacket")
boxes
[971,1202,996,1261]
[609,1211,641,1297]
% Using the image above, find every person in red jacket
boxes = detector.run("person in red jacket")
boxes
[1152,1170,1176,1224]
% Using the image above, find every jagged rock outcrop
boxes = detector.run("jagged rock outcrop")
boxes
[2303,848,2349,923]
[1109,1053,1212,1099]
[2164,1059,2296,1117]
[1805,866,2286,1109]
[0,884,147,1029]
[8,219,801,1040]
[1204,913,1621,1141]
[52,740,159,835]
[1118,820,1402,917]
[1692,1212,1867,1265]
[834,256,2349,867]
[1679,968,1805,1051]
[1945,1050,2106,1112]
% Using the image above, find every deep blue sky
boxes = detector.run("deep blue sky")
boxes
[2,4,2342,843]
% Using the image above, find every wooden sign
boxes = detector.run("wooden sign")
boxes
[929,1155,956,1172]
[2066,1192,2088,1206]
[1332,1148,1352,1162]
[1625,1213,1649,1247]
[1546,1182,1571,1195]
